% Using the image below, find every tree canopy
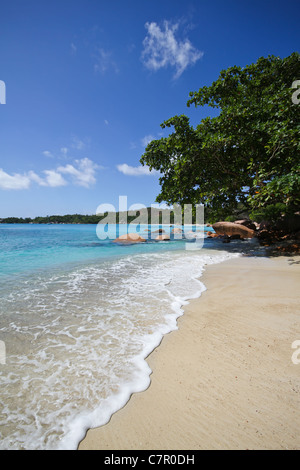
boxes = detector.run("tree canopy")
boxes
[140,53,300,222]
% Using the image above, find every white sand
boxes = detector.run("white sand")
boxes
[79,255,300,450]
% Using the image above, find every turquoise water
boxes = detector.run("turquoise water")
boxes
[0,223,239,449]
[0,223,209,276]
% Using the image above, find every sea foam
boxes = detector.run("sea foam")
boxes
[0,244,239,450]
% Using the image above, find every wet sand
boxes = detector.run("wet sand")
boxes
[79,255,300,450]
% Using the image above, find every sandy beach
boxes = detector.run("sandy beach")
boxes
[79,254,300,450]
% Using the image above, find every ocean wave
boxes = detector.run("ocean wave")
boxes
[0,247,239,450]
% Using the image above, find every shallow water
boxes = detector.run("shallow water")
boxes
[0,224,241,449]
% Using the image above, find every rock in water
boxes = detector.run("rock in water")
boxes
[212,221,255,239]
[113,233,146,244]
[234,219,257,231]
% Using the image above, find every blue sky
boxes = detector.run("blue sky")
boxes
[0,0,298,217]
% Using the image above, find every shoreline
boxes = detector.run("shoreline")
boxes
[79,254,300,450]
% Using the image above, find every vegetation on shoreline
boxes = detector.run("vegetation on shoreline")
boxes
[0,214,103,224]
[0,208,202,225]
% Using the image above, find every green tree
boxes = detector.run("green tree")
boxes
[140,53,300,222]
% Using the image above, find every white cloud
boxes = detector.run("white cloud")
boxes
[71,136,86,150]
[0,169,67,190]
[141,20,203,78]
[0,158,100,190]
[23,169,67,188]
[43,170,67,187]
[58,158,98,187]
[27,171,46,186]
[0,169,31,190]
[60,147,68,155]
[42,150,54,158]
[94,47,119,74]
[117,163,160,176]
[141,134,155,147]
